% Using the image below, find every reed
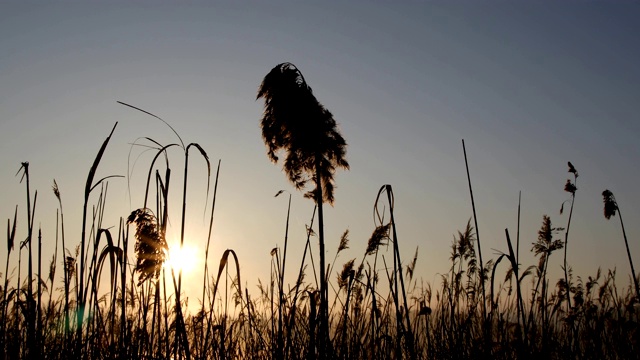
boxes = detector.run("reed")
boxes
[0,105,638,359]
[602,189,639,299]
[561,161,578,311]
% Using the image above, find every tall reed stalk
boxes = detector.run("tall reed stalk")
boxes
[561,162,578,310]
[602,190,640,299]
[1,206,17,360]
[78,122,119,356]
[461,140,488,346]
[17,162,37,359]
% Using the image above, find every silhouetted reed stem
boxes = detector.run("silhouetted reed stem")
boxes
[202,160,221,308]
[17,162,37,359]
[563,190,575,310]
[618,210,640,298]
[385,185,415,359]
[78,122,118,355]
[37,227,42,357]
[505,229,525,339]
[603,191,640,299]
[2,206,17,360]
[277,192,291,359]
[461,140,487,329]
[285,206,317,358]
[314,158,330,359]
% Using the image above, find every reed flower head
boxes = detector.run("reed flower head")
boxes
[65,256,76,279]
[7,206,17,253]
[568,161,578,177]
[564,179,577,195]
[52,179,61,201]
[602,189,618,220]
[337,229,349,253]
[127,208,168,285]
[337,259,355,289]
[366,223,390,256]
[532,215,563,268]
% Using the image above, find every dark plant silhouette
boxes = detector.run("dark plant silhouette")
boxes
[530,215,563,345]
[461,140,488,350]
[602,190,639,299]
[561,161,578,310]
[257,62,349,357]
[127,208,167,285]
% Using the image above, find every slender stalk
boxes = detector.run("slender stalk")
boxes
[285,206,317,358]
[563,181,576,310]
[37,227,42,358]
[18,163,36,359]
[315,158,329,359]
[277,192,291,359]
[385,185,415,359]
[79,122,118,355]
[613,199,640,298]
[461,140,487,327]
[505,230,525,339]
[53,180,70,352]
[517,191,521,268]
[201,160,220,353]
[2,206,17,360]
[120,223,128,359]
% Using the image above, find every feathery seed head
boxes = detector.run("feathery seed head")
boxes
[127,208,167,285]
[568,161,578,177]
[52,179,61,200]
[366,223,390,256]
[337,229,349,253]
[602,189,618,220]
[338,259,355,289]
[564,179,577,194]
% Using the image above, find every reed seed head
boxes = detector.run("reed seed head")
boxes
[337,229,349,253]
[564,179,577,194]
[337,259,355,289]
[52,179,61,200]
[568,161,578,177]
[127,208,168,285]
[602,189,618,220]
[366,223,390,256]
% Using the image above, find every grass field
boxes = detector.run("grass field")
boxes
[1,118,638,360]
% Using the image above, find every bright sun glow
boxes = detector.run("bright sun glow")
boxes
[164,244,197,274]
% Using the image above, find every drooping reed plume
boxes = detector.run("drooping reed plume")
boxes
[602,189,639,300]
[257,62,349,358]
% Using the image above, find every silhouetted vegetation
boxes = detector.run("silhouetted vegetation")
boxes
[0,72,638,359]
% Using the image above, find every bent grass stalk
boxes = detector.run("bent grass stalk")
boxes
[602,190,640,299]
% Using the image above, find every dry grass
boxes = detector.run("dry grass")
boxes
[0,118,638,360]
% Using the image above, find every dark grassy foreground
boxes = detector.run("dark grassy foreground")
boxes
[0,122,638,360]
[3,61,640,360]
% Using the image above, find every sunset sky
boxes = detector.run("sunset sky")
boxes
[1,2,639,306]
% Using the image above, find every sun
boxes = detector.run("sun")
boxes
[164,243,197,274]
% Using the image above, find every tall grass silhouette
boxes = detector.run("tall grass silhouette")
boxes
[257,62,349,359]
[0,88,638,359]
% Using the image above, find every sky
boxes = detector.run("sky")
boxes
[1,1,640,309]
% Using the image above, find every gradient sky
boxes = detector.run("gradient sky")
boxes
[1,2,639,307]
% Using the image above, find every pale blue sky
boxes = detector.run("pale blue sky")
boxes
[1,2,639,304]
